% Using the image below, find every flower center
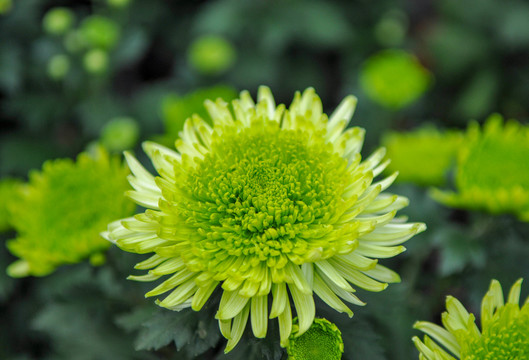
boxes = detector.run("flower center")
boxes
[176,121,354,279]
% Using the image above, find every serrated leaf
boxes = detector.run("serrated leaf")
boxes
[115,305,157,333]
[134,309,191,351]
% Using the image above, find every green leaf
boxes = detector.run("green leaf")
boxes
[434,226,486,276]
[134,303,221,357]
[32,302,151,360]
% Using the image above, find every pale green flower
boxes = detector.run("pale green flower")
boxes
[104,87,425,351]
[383,126,463,186]
[431,114,529,221]
[413,278,529,360]
[360,49,432,110]
[287,318,344,360]
[6,147,135,277]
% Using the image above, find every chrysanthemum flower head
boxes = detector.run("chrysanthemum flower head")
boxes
[413,278,529,360]
[287,317,344,360]
[383,126,463,186]
[431,114,529,221]
[103,86,425,351]
[6,146,135,277]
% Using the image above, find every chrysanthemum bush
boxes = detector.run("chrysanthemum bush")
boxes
[432,114,529,221]
[6,146,135,277]
[103,86,425,351]
[413,278,529,360]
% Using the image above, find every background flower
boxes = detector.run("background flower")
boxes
[382,126,463,186]
[413,278,529,360]
[6,146,135,277]
[431,114,529,221]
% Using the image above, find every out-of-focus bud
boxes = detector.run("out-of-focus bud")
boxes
[83,48,109,74]
[47,54,71,80]
[43,7,75,35]
[187,35,236,75]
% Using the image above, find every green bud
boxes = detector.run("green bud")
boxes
[100,117,140,152]
[287,318,344,360]
[360,49,432,110]
[47,54,70,80]
[83,49,109,74]
[42,7,75,35]
[80,15,120,49]
[187,35,236,75]
[374,10,408,47]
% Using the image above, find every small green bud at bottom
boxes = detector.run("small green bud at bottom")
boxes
[287,318,344,360]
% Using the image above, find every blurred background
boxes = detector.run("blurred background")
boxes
[1,0,529,359]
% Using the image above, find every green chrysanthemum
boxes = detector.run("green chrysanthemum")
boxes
[103,87,425,351]
[6,147,135,277]
[413,278,529,360]
[287,317,344,360]
[431,114,529,221]
[383,126,463,186]
[0,178,23,232]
